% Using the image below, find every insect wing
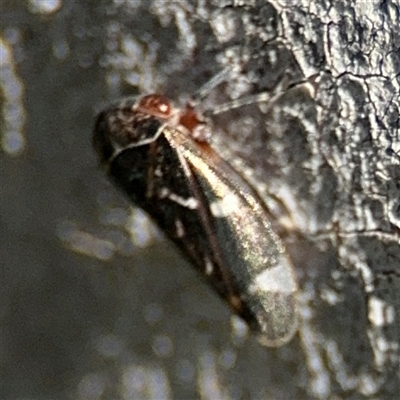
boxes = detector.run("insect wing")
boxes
[165,127,298,346]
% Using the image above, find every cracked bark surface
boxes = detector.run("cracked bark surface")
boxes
[1,1,399,399]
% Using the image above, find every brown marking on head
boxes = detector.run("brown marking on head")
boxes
[136,94,173,119]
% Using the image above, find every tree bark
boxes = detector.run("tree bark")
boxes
[1,0,399,399]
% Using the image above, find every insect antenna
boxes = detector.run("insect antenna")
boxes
[190,67,232,104]
[202,73,320,117]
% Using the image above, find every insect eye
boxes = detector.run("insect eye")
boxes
[179,104,203,132]
[136,94,172,119]
[177,104,211,142]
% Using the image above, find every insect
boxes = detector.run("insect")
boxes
[93,86,298,347]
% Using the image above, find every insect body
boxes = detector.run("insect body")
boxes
[93,94,298,347]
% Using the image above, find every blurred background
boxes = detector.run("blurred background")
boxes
[1,1,399,399]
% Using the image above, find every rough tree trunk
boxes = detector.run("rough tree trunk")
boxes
[1,1,399,399]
